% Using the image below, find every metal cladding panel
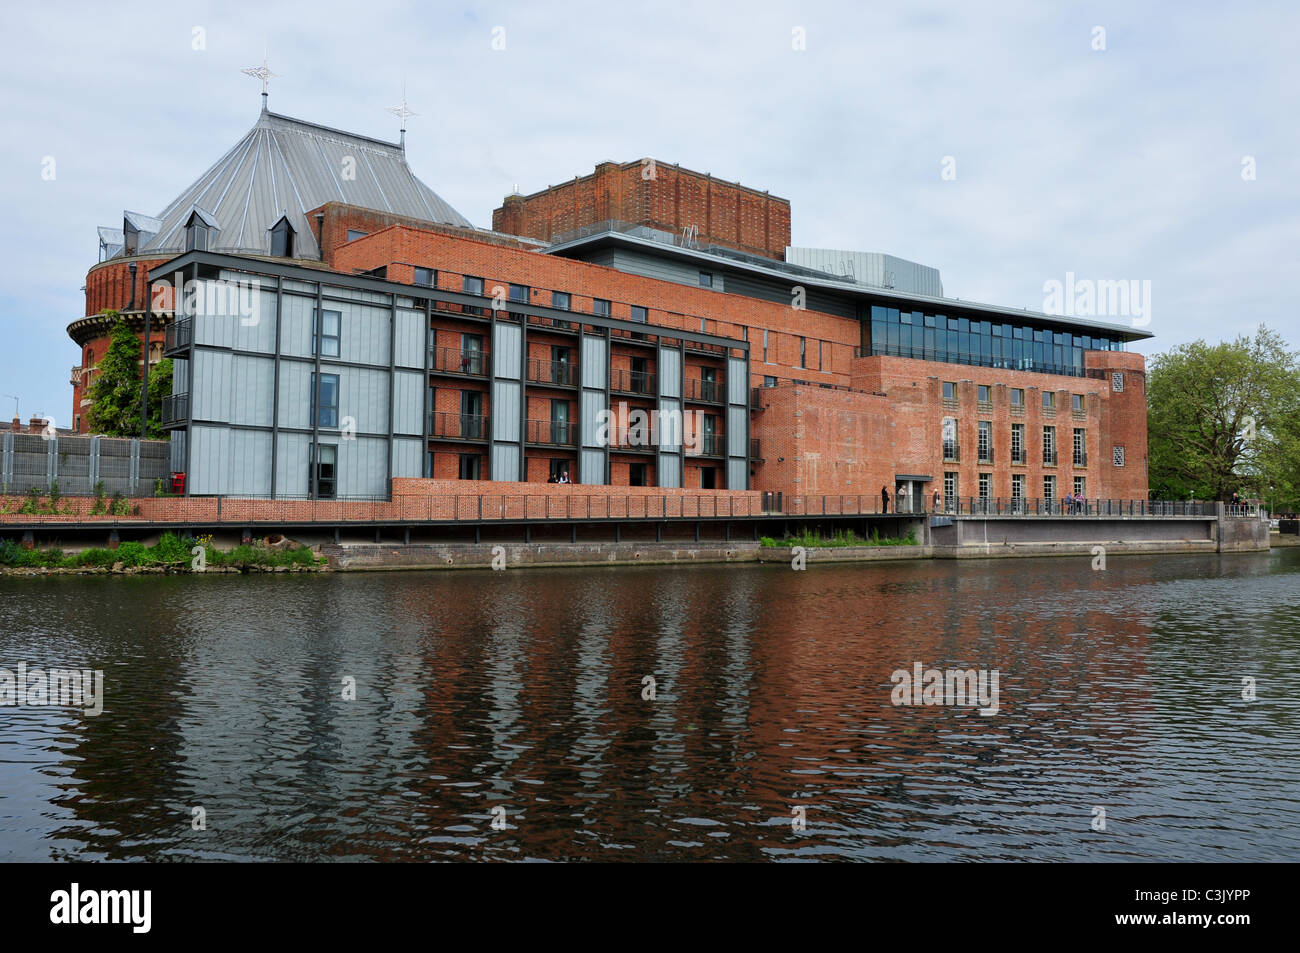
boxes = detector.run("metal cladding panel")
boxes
[173,357,189,392]
[230,354,275,427]
[229,428,273,496]
[229,284,278,353]
[580,448,606,484]
[275,431,310,496]
[581,334,607,390]
[492,380,521,441]
[279,293,314,359]
[191,349,232,422]
[391,437,422,478]
[658,397,683,451]
[394,308,425,369]
[170,431,186,472]
[392,370,423,436]
[727,407,747,454]
[727,457,747,489]
[188,425,230,495]
[338,366,389,434]
[727,357,748,404]
[659,347,682,398]
[337,436,387,497]
[658,452,681,488]
[491,443,519,481]
[337,302,390,366]
[581,390,606,447]
[277,360,312,430]
[492,322,522,379]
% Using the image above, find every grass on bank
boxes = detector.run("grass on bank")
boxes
[759,527,919,548]
[0,531,323,570]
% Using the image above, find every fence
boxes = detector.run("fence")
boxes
[0,433,171,497]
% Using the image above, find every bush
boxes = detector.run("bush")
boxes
[47,482,61,509]
[112,540,153,565]
[20,488,42,515]
[153,531,191,564]
[109,493,130,517]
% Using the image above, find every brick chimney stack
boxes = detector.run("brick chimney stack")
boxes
[28,415,45,434]
[10,416,19,433]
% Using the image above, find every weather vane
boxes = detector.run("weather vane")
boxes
[386,82,417,148]
[242,48,280,98]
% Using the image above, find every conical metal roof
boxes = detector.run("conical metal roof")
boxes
[143,105,471,258]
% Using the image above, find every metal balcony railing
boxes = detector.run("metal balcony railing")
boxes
[428,411,487,440]
[943,442,960,463]
[526,419,576,446]
[684,377,724,402]
[1074,449,1088,467]
[611,368,655,395]
[1011,448,1026,464]
[1043,449,1058,465]
[431,346,489,376]
[695,433,725,456]
[161,392,190,426]
[164,318,192,355]
[527,358,576,387]
[750,438,762,460]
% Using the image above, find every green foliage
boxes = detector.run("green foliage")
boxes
[82,317,173,437]
[1148,325,1300,506]
[20,488,41,515]
[47,482,60,509]
[759,535,778,547]
[772,527,919,548]
[109,492,130,517]
[0,533,324,570]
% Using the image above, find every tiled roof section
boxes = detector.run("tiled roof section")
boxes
[145,107,470,258]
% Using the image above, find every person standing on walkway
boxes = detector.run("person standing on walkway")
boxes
[881,485,891,514]
[933,489,941,513]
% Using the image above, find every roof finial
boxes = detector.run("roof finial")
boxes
[242,46,280,111]
[386,81,417,150]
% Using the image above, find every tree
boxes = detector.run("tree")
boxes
[1147,325,1300,507]
[83,315,172,437]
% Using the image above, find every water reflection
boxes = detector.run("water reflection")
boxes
[1,549,1298,861]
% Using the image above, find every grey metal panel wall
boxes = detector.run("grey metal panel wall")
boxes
[191,349,232,422]
[229,428,273,495]
[188,425,231,495]
[727,406,747,450]
[493,323,522,379]
[338,303,391,366]
[722,272,857,318]
[229,285,278,353]
[394,308,425,369]
[580,448,606,484]
[275,431,310,496]
[727,457,747,489]
[492,380,521,441]
[605,249,714,289]
[279,293,314,359]
[658,453,680,488]
[337,436,387,497]
[170,431,185,472]
[658,347,682,398]
[392,370,423,436]
[580,390,605,447]
[391,437,422,478]
[491,443,519,480]
[341,366,389,434]
[581,334,607,390]
[230,354,275,427]
[277,360,312,430]
[727,357,747,404]
[173,356,189,392]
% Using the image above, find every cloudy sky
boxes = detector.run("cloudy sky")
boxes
[1,0,1296,425]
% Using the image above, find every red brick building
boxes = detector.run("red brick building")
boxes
[77,102,1152,505]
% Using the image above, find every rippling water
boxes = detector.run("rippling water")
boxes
[2,549,1298,861]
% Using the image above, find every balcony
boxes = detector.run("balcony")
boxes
[978,448,994,465]
[750,387,764,411]
[750,438,762,461]
[684,377,724,403]
[942,442,960,463]
[693,433,725,457]
[161,392,190,427]
[1043,449,1058,466]
[527,358,577,387]
[1011,448,1027,464]
[164,318,192,357]
[431,346,490,377]
[428,411,487,441]
[525,419,576,446]
[1074,450,1088,467]
[611,368,656,395]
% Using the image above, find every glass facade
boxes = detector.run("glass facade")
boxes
[868,305,1123,378]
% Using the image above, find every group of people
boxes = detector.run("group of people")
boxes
[1059,492,1086,514]
[546,470,571,484]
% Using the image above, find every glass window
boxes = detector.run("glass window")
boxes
[593,298,611,317]
[630,305,647,324]
[509,283,528,303]
[346,229,367,242]
[1042,391,1056,409]
[1072,393,1085,413]
[311,443,337,498]
[763,375,777,387]
[1010,388,1024,406]
[313,308,341,358]
[943,381,957,400]
[463,275,484,295]
[458,453,482,480]
[1011,423,1025,462]
[978,421,992,462]
[552,291,570,310]
[699,272,713,288]
[978,384,991,403]
[311,372,339,428]
[413,267,434,287]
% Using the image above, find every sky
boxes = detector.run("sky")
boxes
[1,0,1297,426]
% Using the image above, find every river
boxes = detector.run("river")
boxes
[2,549,1297,861]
